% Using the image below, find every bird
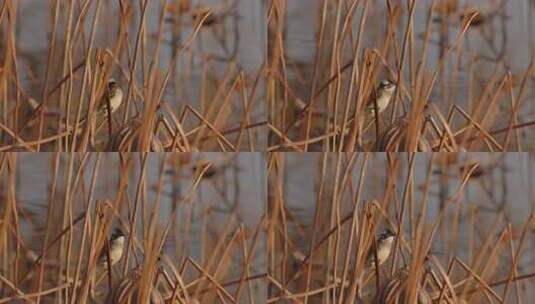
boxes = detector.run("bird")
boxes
[365,80,397,118]
[97,228,126,271]
[327,229,397,291]
[81,78,124,125]
[332,80,397,134]
[366,229,396,268]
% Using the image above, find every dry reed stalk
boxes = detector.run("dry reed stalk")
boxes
[268,153,535,303]
[0,1,265,151]
[267,0,535,151]
[0,153,265,303]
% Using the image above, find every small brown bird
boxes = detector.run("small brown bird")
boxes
[332,80,397,134]
[100,79,124,115]
[97,228,125,271]
[81,79,124,125]
[366,229,396,268]
[365,80,397,117]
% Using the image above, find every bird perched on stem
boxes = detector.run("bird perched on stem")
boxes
[81,78,124,126]
[366,229,396,269]
[365,80,397,119]
[97,228,126,272]
[329,229,397,290]
[333,80,397,135]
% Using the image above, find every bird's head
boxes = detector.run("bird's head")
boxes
[107,78,118,92]
[111,228,125,240]
[378,229,396,243]
[379,80,396,93]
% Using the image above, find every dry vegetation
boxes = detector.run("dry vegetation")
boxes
[3,0,535,303]
[0,0,266,151]
[267,0,535,151]
[0,153,266,303]
[268,152,535,303]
